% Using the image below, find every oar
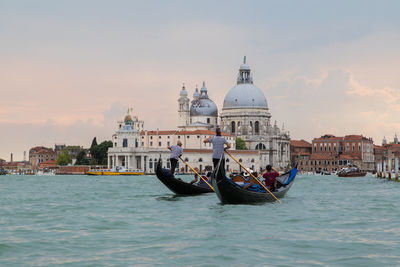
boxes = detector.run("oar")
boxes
[225,150,282,204]
[178,156,215,191]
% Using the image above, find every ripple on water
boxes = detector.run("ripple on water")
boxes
[0,174,400,266]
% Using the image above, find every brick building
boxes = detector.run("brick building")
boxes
[290,140,312,168]
[29,146,57,169]
[295,134,374,172]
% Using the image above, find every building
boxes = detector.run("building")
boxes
[107,110,240,173]
[290,140,312,169]
[178,81,218,130]
[219,57,290,168]
[296,134,374,172]
[107,57,291,173]
[374,135,400,176]
[29,146,57,169]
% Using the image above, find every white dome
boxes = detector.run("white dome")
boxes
[223,84,268,109]
[190,98,218,116]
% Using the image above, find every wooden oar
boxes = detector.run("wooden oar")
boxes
[225,150,282,204]
[178,156,214,191]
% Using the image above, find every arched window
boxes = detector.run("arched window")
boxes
[149,159,153,169]
[226,158,229,162]
[185,158,189,162]
[255,121,259,134]
[251,159,255,163]
[199,158,203,162]
[239,159,242,163]
[250,121,253,133]
[255,143,266,150]
[231,121,236,133]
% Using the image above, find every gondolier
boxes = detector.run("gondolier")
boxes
[203,127,231,169]
[168,141,183,175]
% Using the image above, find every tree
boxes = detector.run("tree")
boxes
[56,150,72,166]
[75,149,89,165]
[90,140,112,165]
[236,137,247,150]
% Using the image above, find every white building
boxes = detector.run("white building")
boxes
[220,57,290,168]
[107,57,291,173]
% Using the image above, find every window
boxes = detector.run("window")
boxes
[197,135,200,138]
[199,158,203,162]
[207,118,210,123]
[185,158,189,161]
[135,139,138,148]
[226,158,229,162]
[239,159,242,163]
[149,159,153,169]
[141,142,144,146]
[123,138,128,147]
[168,136,170,139]
[255,121,259,134]
[167,142,170,146]
[150,142,153,146]
[178,136,181,139]
[142,136,144,139]
[159,142,161,146]
[187,136,190,138]
[167,161,170,168]
[114,142,117,147]
[231,121,235,133]
[320,145,322,152]
[159,136,161,138]
[150,136,153,139]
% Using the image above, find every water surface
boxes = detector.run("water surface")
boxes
[1,174,399,266]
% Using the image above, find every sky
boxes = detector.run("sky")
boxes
[1,0,400,161]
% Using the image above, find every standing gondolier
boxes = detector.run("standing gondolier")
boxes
[203,127,231,170]
[168,141,183,175]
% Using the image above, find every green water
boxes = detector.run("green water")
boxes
[0,174,399,266]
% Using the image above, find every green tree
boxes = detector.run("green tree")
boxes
[75,149,89,165]
[235,137,247,150]
[56,150,72,166]
[90,140,112,165]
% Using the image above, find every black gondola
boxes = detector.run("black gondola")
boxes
[155,159,214,195]
[211,165,298,204]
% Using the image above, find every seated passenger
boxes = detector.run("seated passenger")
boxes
[190,173,199,184]
[262,165,280,191]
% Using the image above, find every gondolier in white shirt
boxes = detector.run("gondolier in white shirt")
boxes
[168,141,183,175]
[203,127,231,170]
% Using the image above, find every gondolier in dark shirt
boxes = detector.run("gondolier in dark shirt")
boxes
[168,141,183,175]
[203,127,231,169]
[262,165,280,191]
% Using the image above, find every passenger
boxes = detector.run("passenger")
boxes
[190,172,211,185]
[203,127,231,170]
[262,165,280,191]
[167,141,183,175]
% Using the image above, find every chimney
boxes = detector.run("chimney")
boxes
[10,153,13,162]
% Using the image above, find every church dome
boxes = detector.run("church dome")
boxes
[180,84,188,97]
[223,57,268,110]
[189,82,218,117]
[223,84,268,109]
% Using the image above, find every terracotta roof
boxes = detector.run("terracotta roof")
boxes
[290,139,311,147]
[140,129,232,137]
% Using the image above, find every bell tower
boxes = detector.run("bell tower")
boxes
[178,83,190,128]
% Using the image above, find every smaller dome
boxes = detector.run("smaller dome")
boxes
[240,63,250,70]
[180,84,188,97]
[193,87,200,99]
[124,114,133,124]
[190,98,218,117]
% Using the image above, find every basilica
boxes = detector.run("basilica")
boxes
[107,58,290,173]
[177,57,290,168]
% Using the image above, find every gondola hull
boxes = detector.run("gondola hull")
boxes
[212,167,297,204]
[155,160,213,195]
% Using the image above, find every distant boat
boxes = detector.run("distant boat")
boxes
[86,166,144,176]
[337,165,366,177]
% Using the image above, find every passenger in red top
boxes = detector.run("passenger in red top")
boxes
[262,165,280,191]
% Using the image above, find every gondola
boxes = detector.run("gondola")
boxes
[155,159,214,195]
[211,165,298,204]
